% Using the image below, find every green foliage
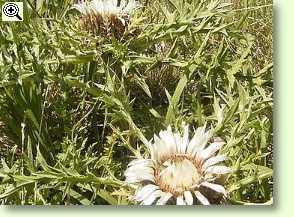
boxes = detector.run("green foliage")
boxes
[0,0,273,205]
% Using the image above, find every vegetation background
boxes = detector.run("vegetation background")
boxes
[0,0,272,205]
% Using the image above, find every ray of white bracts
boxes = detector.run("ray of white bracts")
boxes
[72,0,138,16]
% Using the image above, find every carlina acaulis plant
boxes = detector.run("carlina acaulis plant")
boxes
[72,0,139,38]
[125,124,232,205]
[0,0,273,206]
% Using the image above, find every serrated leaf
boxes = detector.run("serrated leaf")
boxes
[134,75,152,98]
[165,74,187,124]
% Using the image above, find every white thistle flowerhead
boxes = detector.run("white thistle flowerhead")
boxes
[125,125,231,205]
[72,0,139,37]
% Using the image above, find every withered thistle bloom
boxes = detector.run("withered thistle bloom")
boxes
[125,125,231,205]
[72,0,138,37]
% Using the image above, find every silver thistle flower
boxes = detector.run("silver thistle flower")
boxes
[73,0,138,17]
[125,125,231,205]
[72,0,139,37]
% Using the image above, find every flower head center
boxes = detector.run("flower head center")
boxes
[155,155,202,195]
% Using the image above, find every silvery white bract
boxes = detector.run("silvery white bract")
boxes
[125,125,231,205]
[73,0,138,17]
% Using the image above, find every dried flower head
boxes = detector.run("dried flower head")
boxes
[72,0,138,37]
[125,125,231,205]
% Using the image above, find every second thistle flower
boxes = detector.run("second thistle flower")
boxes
[72,0,139,38]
